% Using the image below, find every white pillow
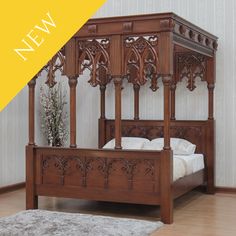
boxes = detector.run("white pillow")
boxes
[103,137,150,150]
[142,141,163,150]
[142,138,196,155]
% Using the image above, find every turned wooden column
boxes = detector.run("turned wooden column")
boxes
[159,31,174,223]
[206,56,216,194]
[170,83,176,120]
[109,34,123,149]
[68,76,78,148]
[100,85,106,119]
[206,56,216,120]
[133,84,140,120]
[162,76,172,150]
[28,78,36,146]
[160,76,173,224]
[98,85,107,148]
[208,83,215,120]
[26,77,38,210]
[114,77,122,149]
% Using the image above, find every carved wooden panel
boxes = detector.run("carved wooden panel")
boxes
[34,48,65,87]
[174,21,218,51]
[124,35,160,91]
[78,38,111,87]
[105,120,207,154]
[123,22,133,32]
[175,52,207,91]
[75,13,218,57]
[109,125,163,140]
[88,24,97,34]
[170,126,205,153]
[41,154,157,192]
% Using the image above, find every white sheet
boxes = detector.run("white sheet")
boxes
[175,154,205,176]
[173,157,186,181]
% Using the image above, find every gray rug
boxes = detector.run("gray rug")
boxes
[0,210,163,236]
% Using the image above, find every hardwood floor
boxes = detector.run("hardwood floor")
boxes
[0,189,236,236]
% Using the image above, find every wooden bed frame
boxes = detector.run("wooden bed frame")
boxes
[26,13,218,224]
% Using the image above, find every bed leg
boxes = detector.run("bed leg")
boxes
[206,186,215,194]
[160,200,173,224]
[160,150,173,224]
[26,145,38,209]
[26,194,38,209]
[206,119,215,194]
[206,173,215,194]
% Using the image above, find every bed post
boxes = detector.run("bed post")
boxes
[114,78,122,149]
[160,76,173,224]
[110,35,123,149]
[99,84,107,148]
[28,78,36,146]
[206,55,216,194]
[159,28,174,224]
[65,38,78,148]
[133,84,140,120]
[100,85,106,119]
[171,49,177,121]
[68,77,78,148]
[170,82,176,120]
[163,76,171,150]
[26,77,38,209]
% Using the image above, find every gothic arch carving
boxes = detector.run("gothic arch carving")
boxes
[78,38,111,87]
[124,35,160,91]
[175,52,207,91]
[34,48,65,87]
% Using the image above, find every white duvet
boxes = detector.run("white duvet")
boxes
[173,154,204,181]
[173,157,186,181]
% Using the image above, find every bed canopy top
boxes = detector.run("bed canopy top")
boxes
[30,12,217,149]
[36,12,217,87]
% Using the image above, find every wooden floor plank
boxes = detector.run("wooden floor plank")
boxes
[0,189,235,235]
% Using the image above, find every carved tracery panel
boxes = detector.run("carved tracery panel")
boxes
[107,123,205,153]
[35,48,65,88]
[124,35,160,91]
[175,52,207,91]
[78,38,111,87]
[41,154,157,191]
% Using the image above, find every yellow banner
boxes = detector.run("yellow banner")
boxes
[0,0,107,111]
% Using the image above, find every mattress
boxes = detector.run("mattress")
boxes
[173,154,204,181]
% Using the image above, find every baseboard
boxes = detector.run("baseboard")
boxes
[0,182,25,194]
[215,187,236,194]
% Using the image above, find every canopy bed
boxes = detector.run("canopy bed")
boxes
[26,12,218,224]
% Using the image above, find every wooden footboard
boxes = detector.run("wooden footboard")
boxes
[26,146,164,208]
[26,117,212,224]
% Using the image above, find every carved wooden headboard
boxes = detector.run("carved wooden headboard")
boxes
[99,119,209,155]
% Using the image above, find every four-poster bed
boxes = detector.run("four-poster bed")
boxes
[26,13,218,224]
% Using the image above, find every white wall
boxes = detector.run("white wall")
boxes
[0,87,28,186]
[0,0,235,187]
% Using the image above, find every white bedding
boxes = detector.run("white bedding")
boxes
[173,154,204,181]
[173,157,186,181]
